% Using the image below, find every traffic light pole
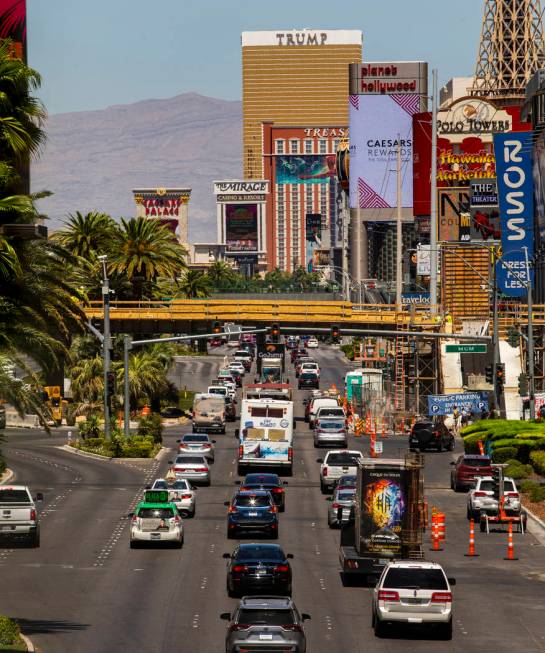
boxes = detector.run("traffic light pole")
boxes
[492,255,502,417]
[99,256,111,440]
[524,246,536,420]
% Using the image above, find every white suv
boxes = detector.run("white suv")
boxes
[372,561,454,640]
[317,450,363,493]
[467,476,522,520]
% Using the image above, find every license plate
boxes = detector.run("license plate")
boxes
[151,532,161,540]
[259,634,273,640]
[248,512,258,517]
[256,569,266,575]
[1,525,14,531]
[379,559,389,565]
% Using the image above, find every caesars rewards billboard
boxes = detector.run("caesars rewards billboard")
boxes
[349,62,427,211]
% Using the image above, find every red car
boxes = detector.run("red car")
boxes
[450,454,493,492]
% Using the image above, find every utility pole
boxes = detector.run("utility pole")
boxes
[430,68,439,315]
[492,251,501,416]
[396,134,403,312]
[524,246,536,419]
[98,255,111,439]
[123,335,132,437]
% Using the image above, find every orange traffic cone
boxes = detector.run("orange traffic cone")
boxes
[464,519,479,557]
[477,440,485,455]
[381,419,387,439]
[504,522,518,561]
[430,516,442,552]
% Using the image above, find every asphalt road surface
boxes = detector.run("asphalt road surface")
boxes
[1,345,545,652]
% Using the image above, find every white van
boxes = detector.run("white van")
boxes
[308,397,340,429]
[237,398,294,475]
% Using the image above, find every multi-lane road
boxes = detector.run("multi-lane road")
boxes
[1,346,545,652]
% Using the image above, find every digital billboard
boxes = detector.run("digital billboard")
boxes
[225,204,258,252]
[305,213,322,272]
[276,155,337,185]
[0,0,26,60]
[349,93,420,209]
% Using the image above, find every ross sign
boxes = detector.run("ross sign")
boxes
[427,392,489,416]
[144,489,170,504]
[445,344,487,353]
[225,204,258,252]
[436,99,512,140]
[401,292,431,305]
[438,188,471,242]
[494,131,535,296]
[214,181,268,194]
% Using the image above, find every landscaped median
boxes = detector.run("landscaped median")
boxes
[462,419,545,523]
[0,615,32,651]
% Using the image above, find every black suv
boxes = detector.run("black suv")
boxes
[409,417,454,452]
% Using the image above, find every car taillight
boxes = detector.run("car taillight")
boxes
[181,494,192,500]
[288,447,293,462]
[179,444,189,448]
[506,492,519,498]
[195,467,208,472]
[378,590,400,602]
[431,592,452,603]
[239,445,244,458]
[281,624,303,632]
[131,514,138,523]
[30,509,36,521]
[202,444,211,448]
[274,564,289,573]
[473,491,487,497]
[323,467,328,477]
[331,503,340,509]
[272,487,283,494]
[232,564,248,573]
[175,468,187,473]
[229,623,250,631]
[433,431,440,437]
[174,515,181,523]
[228,505,237,513]
[269,505,278,513]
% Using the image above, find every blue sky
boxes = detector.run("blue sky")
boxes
[28,0,483,115]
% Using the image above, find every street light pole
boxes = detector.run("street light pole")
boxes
[396,135,403,312]
[492,252,501,416]
[430,68,439,315]
[98,255,111,439]
[123,335,132,437]
[524,246,536,420]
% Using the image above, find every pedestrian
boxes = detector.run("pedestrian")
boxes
[452,405,461,436]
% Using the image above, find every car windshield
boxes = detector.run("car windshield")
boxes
[152,481,168,489]
[137,508,175,519]
[479,479,515,492]
[0,489,30,503]
[234,496,271,507]
[245,475,278,484]
[183,435,208,443]
[170,481,189,490]
[301,373,316,379]
[318,408,343,417]
[383,567,448,590]
[338,476,357,486]
[414,423,432,431]
[463,458,491,467]
[175,456,206,464]
[326,453,361,466]
[318,421,345,431]
[337,490,356,501]
[237,546,284,561]
[238,609,294,626]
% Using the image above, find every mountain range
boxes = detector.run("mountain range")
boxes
[31,92,243,243]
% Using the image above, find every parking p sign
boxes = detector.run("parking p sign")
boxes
[427,392,488,416]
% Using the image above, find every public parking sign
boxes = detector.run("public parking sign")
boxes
[427,392,488,416]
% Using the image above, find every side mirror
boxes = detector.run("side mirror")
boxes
[235,480,241,485]
[212,440,217,444]
[220,612,231,621]
[145,485,151,490]
[283,481,288,486]
[449,461,456,466]
[235,429,240,438]
[302,613,311,621]
[35,493,44,502]
[168,460,174,465]
[287,553,294,559]
[224,501,230,507]
[326,497,333,502]
[176,439,181,443]
[448,577,457,586]
[316,458,323,463]
[222,553,231,559]
[127,512,134,518]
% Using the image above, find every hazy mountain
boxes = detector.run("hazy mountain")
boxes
[31,92,242,242]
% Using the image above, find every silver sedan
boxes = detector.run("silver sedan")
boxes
[177,433,216,462]
[151,478,197,517]
[169,454,211,486]
[326,487,356,528]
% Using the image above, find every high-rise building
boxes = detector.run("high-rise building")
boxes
[242,29,362,180]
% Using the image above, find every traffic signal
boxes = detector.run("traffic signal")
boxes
[106,371,116,397]
[270,323,280,343]
[496,364,505,393]
[518,372,529,397]
[330,325,340,340]
[485,364,494,385]
[212,321,221,334]
[492,465,502,500]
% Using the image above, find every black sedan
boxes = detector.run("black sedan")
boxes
[223,543,293,598]
[298,371,319,389]
[238,473,288,512]
[225,490,279,539]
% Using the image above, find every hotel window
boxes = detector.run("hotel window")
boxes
[275,140,285,154]
[320,185,328,231]
[319,139,327,154]
[333,139,341,152]
[277,185,286,268]
[291,186,300,267]
[290,139,299,154]
[305,185,313,214]
[304,139,313,154]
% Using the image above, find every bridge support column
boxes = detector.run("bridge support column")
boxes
[197,337,208,354]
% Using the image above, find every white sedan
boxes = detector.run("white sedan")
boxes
[151,478,196,517]
[306,337,319,349]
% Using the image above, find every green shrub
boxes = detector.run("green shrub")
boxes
[85,437,107,448]
[530,485,545,503]
[138,413,163,444]
[79,414,102,439]
[462,432,486,453]
[0,615,21,645]
[521,479,539,493]
[505,461,532,480]
[530,451,545,476]
[492,447,517,463]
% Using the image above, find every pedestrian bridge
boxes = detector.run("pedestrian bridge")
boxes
[85,299,441,334]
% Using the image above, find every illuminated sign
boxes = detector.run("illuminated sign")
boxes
[437,99,512,139]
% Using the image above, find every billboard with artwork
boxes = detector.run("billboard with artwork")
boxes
[276,155,337,185]
[225,204,258,252]
[305,213,322,272]
[0,0,26,60]
[349,93,420,209]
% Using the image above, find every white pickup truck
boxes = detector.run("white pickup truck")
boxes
[0,485,43,547]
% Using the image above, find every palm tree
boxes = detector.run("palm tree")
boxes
[109,217,187,299]
[176,269,212,299]
[67,355,104,417]
[116,349,169,410]
[206,260,236,288]
[53,211,117,259]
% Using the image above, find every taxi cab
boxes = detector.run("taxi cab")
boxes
[129,489,184,548]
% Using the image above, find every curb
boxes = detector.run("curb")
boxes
[20,633,35,652]
[525,505,545,544]
[0,468,14,485]
[59,445,168,462]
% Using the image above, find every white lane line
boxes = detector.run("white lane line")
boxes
[192,614,200,629]
[200,576,208,590]
[319,577,327,591]
[314,544,321,556]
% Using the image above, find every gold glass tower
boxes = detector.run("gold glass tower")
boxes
[242,29,362,179]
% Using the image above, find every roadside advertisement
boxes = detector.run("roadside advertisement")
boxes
[359,467,409,557]
[349,93,419,209]
[494,131,535,297]
[0,0,26,60]
[401,292,430,305]
[225,204,258,252]
[416,244,431,275]
[438,188,471,242]
[427,392,489,416]
[469,179,500,242]
[276,155,336,185]
[305,213,322,272]
[256,342,285,373]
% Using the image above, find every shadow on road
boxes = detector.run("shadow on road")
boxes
[15,617,89,634]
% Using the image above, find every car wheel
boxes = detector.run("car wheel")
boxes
[371,609,376,628]
[130,540,138,549]
[439,619,453,640]
[480,518,486,532]
[30,531,40,548]
[320,481,327,494]
[176,538,183,549]
[279,504,285,513]
[237,465,245,476]
[466,506,474,520]
[227,580,238,598]
[374,615,386,637]
[450,476,454,490]
[438,442,443,453]
[271,528,279,540]
[227,529,236,540]
[454,481,461,492]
